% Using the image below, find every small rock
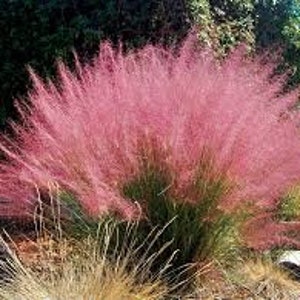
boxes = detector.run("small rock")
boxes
[278,250,300,280]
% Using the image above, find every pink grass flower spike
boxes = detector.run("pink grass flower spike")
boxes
[0,37,300,249]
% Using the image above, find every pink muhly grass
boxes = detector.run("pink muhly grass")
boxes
[0,37,300,248]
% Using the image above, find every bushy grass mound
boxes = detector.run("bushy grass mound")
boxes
[0,221,172,300]
[0,36,300,276]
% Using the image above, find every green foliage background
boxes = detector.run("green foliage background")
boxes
[0,0,190,127]
[189,0,255,55]
[0,0,299,127]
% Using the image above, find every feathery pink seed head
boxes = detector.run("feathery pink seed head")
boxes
[0,37,300,248]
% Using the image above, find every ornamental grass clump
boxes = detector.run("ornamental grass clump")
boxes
[121,149,241,276]
[0,221,172,300]
[0,36,300,255]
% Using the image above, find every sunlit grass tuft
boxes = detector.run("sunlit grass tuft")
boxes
[238,258,300,299]
[192,257,300,299]
[0,219,180,300]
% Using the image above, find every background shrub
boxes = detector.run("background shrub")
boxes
[281,1,300,89]
[254,0,300,89]
[1,0,300,128]
[189,0,300,91]
[254,0,293,49]
[0,0,190,128]
[189,0,255,55]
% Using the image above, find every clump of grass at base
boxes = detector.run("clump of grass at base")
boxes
[193,257,300,299]
[29,154,242,290]
[121,151,242,281]
[235,258,300,299]
[31,148,243,282]
[0,219,175,300]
